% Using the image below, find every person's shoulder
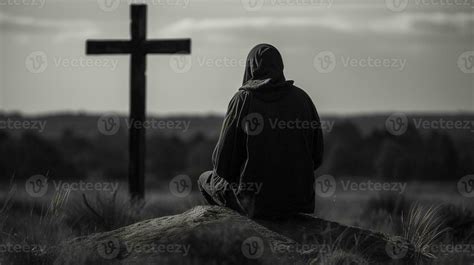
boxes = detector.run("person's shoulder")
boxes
[291,85,307,95]
[234,89,249,97]
[290,84,315,102]
[231,90,250,101]
[227,90,250,108]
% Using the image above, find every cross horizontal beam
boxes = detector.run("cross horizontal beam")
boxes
[145,39,191,54]
[86,39,191,55]
[86,41,131,54]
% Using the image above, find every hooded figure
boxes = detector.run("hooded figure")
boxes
[198,44,323,218]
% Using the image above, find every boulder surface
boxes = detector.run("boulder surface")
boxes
[55,205,430,265]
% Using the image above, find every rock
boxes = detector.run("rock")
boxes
[54,206,432,265]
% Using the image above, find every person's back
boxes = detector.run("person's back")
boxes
[198,44,323,218]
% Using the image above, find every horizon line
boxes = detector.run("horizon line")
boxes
[1,109,474,118]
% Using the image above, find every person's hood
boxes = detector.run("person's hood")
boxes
[239,44,294,93]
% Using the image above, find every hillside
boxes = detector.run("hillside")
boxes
[54,206,429,265]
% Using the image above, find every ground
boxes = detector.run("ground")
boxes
[54,205,428,265]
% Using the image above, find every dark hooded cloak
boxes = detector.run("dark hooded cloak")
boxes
[212,44,323,217]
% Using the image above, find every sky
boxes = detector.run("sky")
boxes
[0,0,473,115]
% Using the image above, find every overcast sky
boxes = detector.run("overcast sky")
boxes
[0,0,473,115]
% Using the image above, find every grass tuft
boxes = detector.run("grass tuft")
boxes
[401,203,450,259]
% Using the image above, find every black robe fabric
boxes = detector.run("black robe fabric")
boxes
[212,44,324,217]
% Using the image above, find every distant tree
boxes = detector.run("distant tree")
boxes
[91,134,128,180]
[391,124,424,180]
[0,131,11,179]
[186,133,214,177]
[148,135,188,180]
[374,139,404,179]
[324,121,364,176]
[2,132,80,181]
[421,132,458,180]
[0,131,9,142]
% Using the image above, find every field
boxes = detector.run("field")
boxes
[1,178,473,265]
[0,113,473,264]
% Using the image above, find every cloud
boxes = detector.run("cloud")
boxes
[159,12,474,38]
[370,12,474,35]
[0,12,100,43]
[158,16,356,37]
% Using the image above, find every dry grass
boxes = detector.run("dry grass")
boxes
[311,249,370,265]
[401,204,450,258]
[0,182,472,265]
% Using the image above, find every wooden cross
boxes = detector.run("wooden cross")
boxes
[86,4,191,199]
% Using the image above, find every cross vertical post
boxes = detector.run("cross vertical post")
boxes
[129,5,147,199]
[86,4,191,200]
